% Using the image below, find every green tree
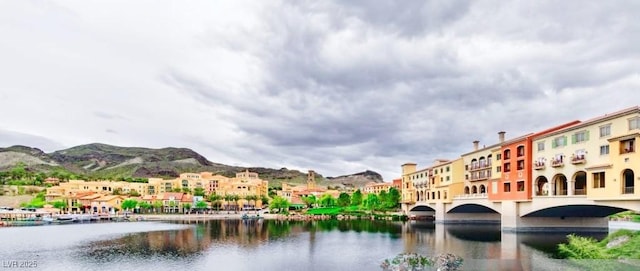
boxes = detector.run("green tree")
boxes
[319,194,336,207]
[139,201,152,213]
[301,195,317,208]
[153,200,163,213]
[183,203,192,213]
[193,187,205,197]
[128,190,140,197]
[34,172,46,185]
[182,188,191,194]
[245,195,258,210]
[363,194,380,211]
[386,187,401,209]
[196,200,208,209]
[269,196,290,214]
[337,192,351,207]
[10,163,27,180]
[121,199,139,212]
[52,200,67,209]
[351,189,363,206]
[260,195,270,206]
[172,188,182,193]
[112,188,123,195]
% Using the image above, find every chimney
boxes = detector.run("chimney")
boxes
[473,140,479,151]
[498,131,506,143]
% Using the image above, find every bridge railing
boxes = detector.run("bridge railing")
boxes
[454,193,488,199]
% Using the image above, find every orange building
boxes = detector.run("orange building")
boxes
[490,121,580,201]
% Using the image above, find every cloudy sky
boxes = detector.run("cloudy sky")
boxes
[0,1,639,181]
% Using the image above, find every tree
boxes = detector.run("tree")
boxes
[121,199,139,212]
[301,195,317,208]
[172,188,182,193]
[260,195,270,206]
[193,187,205,197]
[319,194,336,207]
[182,188,191,194]
[386,188,401,209]
[196,200,208,209]
[153,200,163,213]
[139,201,152,213]
[183,203,192,213]
[351,189,363,206]
[10,163,26,181]
[52,200,67,210]
[337,192,351,207]
[128,190,140,197]
[269,196,290,214]
[112,188,123,195]
[245,195,258,210]
[363,194,380,211]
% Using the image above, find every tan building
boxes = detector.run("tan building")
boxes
[402,158,464,204]
[363,179,402,195]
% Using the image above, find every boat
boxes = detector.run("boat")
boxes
[56,214,76,223]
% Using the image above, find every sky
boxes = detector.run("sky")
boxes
[0,1,639,181]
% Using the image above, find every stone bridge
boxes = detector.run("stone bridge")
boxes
[404,196,640,232]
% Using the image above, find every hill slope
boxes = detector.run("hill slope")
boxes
[0,143,384,188]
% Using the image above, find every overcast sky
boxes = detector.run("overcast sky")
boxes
[0,1,639,181]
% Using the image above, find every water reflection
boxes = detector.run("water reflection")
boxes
[0,219,624,271]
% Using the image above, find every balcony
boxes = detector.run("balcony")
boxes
[624,186,635,194]
[571,154,586,165]
[533,161,545,170]
[469,162,492,172]
[470,170,491,181]
[455,193,488,199]
[551,158,564,168]
[574,188,586,195]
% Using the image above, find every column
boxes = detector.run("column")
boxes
[568,179,575,196]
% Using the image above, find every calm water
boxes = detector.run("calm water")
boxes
[0,220,634,271]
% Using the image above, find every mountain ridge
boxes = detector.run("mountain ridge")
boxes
[0,143,384,188]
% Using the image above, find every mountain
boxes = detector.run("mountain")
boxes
[326,170,384,188]
[0,143,383,188]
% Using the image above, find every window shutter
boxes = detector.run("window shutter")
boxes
[552,140,557,148]
[571,134,576,144]
[563,136,568,145]
[586,130,590,140]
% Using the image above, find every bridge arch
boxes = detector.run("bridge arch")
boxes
[448,203,500,214]
[522,204,630,218]
[409,205,436,212]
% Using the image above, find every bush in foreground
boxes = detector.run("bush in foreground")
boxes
[381,253,463,271]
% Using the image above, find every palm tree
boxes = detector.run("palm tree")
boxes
[245,195,258,210]
[223,195,234,211]
[209,194,222,212]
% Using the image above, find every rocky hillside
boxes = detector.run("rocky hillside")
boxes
[0,143,383,188]
[326,170,384,188]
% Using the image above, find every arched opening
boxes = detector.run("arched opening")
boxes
[471,158,478,169]
[535,176,549,196]
[472,186,478,194]
[437,191,441,199]
[504,149,511,160]
[479,157,486,168]
[487,154,492,167]
[479,184,486,194]
[420,191,424,201]
[464,186,470,194]
[416,191,420,201]
[553,174,567,196]
[517,145,525,157]
[623,169,635,194]
[573,171,587,195]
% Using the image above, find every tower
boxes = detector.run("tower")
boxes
[307,170,316,189]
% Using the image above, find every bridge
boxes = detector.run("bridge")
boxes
[403,195,640,232]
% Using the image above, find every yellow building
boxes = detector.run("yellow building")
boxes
[402,158,464,204]
[459,134,505,199]
[532,106,640,199]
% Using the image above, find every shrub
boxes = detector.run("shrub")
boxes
[381,253,462,271]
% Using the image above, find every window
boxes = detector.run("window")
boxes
[593,172,605,188]
[496,154,501,160]
[552,136,567,148]
[517,181,525,191]
[621,139,635,154]
[504,182,511,192]
[600,145,610,155]
[465,165,469,170]
[600,124,611,137]
[446,166,450,172]
[446,176,450,181]
[504,149,511,160]
[496,166,501,173]
[629,117,640,130]
[517,146,525,157]
[537,142,545,151]
[465,174,469,180]
[504,163,511,172]
[572,130,589,144]
[517,160,525,170]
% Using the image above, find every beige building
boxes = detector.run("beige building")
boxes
[362,179,401,195]
[402,158,465,204]
[532,106,640,199]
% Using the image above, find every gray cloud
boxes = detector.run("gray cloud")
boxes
[1,1,639,180]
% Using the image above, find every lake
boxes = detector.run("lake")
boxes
[0,219,635,271]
